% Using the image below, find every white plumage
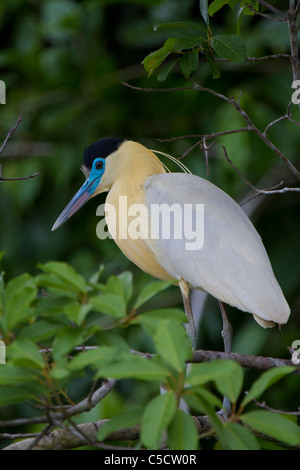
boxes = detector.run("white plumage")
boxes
[144,173,290,328]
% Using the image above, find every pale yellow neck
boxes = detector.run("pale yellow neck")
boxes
[110,141,166,188]
[103,141,173,281]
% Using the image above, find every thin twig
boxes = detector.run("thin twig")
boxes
[157,128,251,143]
[0,113,23,155]
[256,0,285,19]
[253,399,300,415]
[288,0,300,89]
[222,145,300,198]
[0,378,116,429]
[126,77,300,180]
[0,172,40,182]
[122,81,195,93]
[191,79,300,181]
[0,113,40,182]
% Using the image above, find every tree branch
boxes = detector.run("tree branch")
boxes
[288,0,300,86]
[222,145,300,197]
[0,113,40,182]
[0,378,116,430]
[256,0,285,19]
[3,415,214,450]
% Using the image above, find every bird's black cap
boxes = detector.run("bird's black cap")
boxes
[83,137,124,169]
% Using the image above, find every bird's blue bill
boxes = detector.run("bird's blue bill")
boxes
[51,175,100,231]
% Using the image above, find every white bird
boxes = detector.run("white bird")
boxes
[52,138,291,348]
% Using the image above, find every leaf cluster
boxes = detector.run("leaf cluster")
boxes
[142,0,259,80]
[0,260,299,450]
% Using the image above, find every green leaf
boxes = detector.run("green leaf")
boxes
[241,410,300,446]
[220,422,260,450]
[153,319,192,372]
[214,360,243,403]
[168,409,199,450]
[35,296,76,317]
[199,0,210,26]
[0,251,5,265]
[208,0,229,16]
[143,34,204,78]
[68,346,117,371]
[88,265,105,286]
[3,273,37,332]
[8,339,45,369]
[90,293,126,318]
[142,38,178,77]
[117,271,133,303]
[183,386,223,413]
[64,302,93,325]
[97,408,143,442]
[50,359,70,380]
[187,360,227,385]
[183,387,223,433]
[94,330,130,351]
[0,270,5,313]
[141,391,176,449]
[0,386,35,406]
[134,308,186,339]
[95,355,169,382]
[241,366,295,408]
[106,275,126,300]
[19,320,63,342]
[35,274,78,297]
[206,52,220,79]
[38,261,86,293]
[134,308,186,326]
[0,365,38,385]
[153,21,206,32]
[187,359,243,403]
[211,34,247,62]
[134,281,172,310]
[173,36,204,52]
[157,59,178,82]
[180,51,199,77]
[52,328,85,361]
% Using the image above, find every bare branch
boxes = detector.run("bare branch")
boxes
[191,349,299,373]
[0,172,40,182]
[0,378,116,430]
[288,0,300,87]
[222,145,300,200]
[187,79,300,181]
[256,0,285,19]
[253,399,300,415]
[122,81,195,93]
[0,113,23,155]
[3,420,139,450]
[3,415,215,450]
[245,54,290,61]
[0,113,40,182]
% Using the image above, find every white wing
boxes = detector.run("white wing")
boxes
[144,173,290,327]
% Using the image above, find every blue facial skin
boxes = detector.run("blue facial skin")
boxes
[85,157,106,195]
[51,157,106,231]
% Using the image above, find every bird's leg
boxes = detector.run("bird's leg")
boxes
[219,301,233,354]
[179,280,197,349]
[218,301,233,418]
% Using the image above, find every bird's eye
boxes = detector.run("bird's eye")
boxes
[95,160,103,170]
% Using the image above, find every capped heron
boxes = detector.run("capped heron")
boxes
[52,138,290,350]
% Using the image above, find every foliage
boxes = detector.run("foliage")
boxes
[0,261,299,450]
[0,0,300,451]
